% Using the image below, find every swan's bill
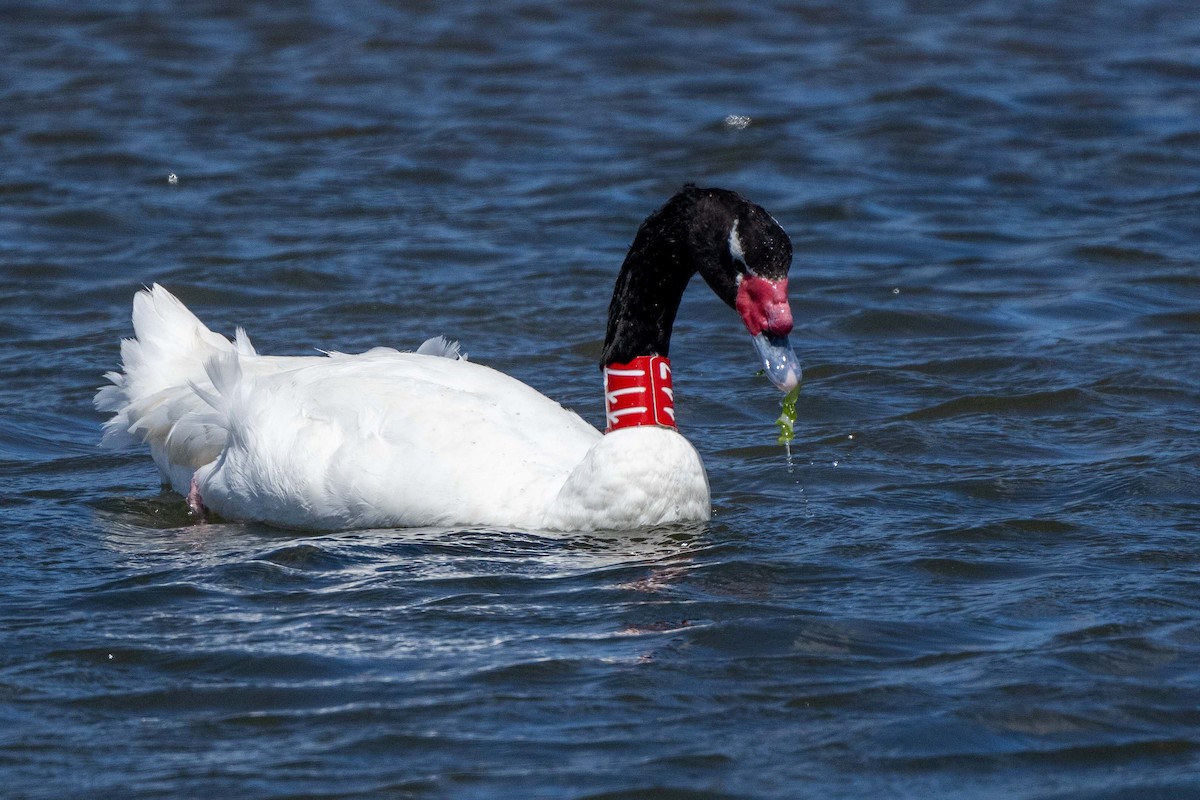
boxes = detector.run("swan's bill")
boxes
[751,332,801,393]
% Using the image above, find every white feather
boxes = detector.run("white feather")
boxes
[415,335,467,360]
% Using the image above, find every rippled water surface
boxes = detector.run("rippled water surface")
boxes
[3,1,1200,797]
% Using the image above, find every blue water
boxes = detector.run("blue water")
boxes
[3,1,1200,797]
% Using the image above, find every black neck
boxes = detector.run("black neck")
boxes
[599,241,693,365]
[600,190,725,366]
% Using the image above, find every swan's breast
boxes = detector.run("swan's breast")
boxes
[546,426,710,531]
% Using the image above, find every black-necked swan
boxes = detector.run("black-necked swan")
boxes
[95,185,800,531]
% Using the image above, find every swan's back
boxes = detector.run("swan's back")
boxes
[199,350,601,529]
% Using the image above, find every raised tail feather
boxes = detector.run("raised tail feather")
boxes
[97,285,465,498]
[94,284,254,491]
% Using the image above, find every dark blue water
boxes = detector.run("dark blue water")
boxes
[3,1,1200,797]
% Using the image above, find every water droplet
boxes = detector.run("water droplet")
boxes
[168,173,178,185]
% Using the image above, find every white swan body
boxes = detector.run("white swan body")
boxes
[97,286,709,530]
[97,186,798,532]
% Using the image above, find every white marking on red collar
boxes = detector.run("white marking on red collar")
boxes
[604,355,676,432]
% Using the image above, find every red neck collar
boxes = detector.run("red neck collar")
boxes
[604,355,676,432]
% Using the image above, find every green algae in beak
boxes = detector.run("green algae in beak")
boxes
[775,384,800,445]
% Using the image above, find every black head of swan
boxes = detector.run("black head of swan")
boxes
[96,184,800,531]
[602,184,798,390]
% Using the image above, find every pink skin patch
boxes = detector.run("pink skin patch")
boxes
[187,477,209,522]
[736,275,793,337]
